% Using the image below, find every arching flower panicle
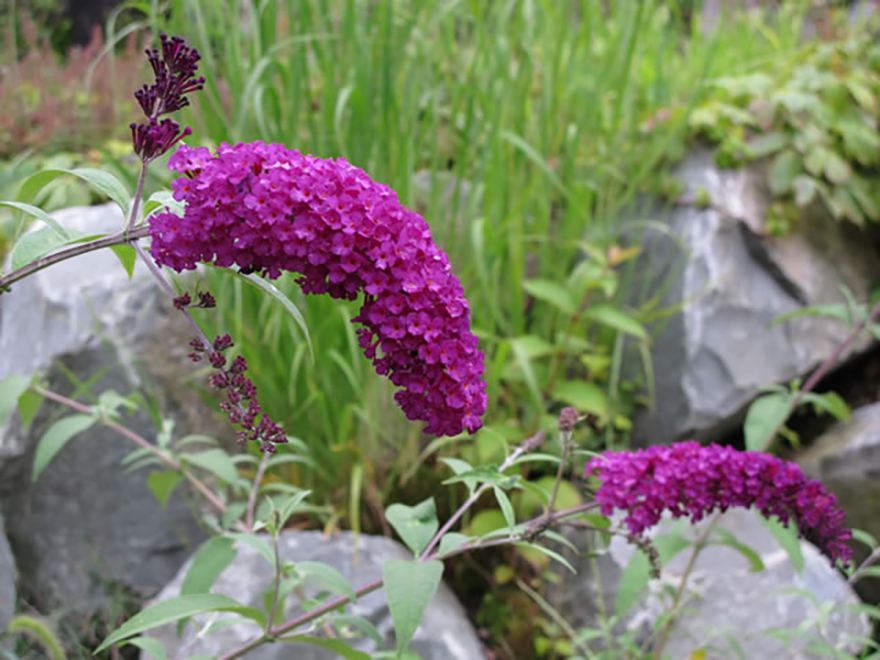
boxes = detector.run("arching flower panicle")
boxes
[149,141,487,437]
[585,442,852,566]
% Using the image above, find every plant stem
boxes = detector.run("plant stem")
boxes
[544,428,572,516]
[648,511,720,659]
[31,384,247,532]
[0,226,150,293]
[266,534,282,631]
[247,450,272,532]
[418,429,545,561]
[128,162,149,233]
[217,501,599,660]
[762,296,880,450]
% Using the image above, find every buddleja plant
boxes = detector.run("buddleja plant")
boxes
[0,33,864,660]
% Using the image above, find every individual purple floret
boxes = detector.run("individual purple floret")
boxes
[131,34,205,163]
[149,141,488,437]
[585,442,852,566]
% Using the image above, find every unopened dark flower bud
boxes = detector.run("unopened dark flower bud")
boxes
[173,292,192,310]
[559,407,580,433]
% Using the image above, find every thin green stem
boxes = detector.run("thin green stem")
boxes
[418,429,545,561]
[648,512,720,659]
[127,161,149,233]
[247,450,272,532]
[266,534,282,632]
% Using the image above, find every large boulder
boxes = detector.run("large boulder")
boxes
[0,204,213,617]
[630,149,880,446]
[549,509,868,659]
[145,530,485,660]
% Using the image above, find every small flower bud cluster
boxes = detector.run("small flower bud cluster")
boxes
[585,442,852,565]
[149,141,487,436]
[188,333,286,452]
[172,289,216,311]
[131,34,205,163]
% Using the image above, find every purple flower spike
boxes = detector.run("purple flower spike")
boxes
[148,141,488,437]
[585,442,853,566]
[131,34,204,162]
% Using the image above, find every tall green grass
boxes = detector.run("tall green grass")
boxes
[125,0,815,520]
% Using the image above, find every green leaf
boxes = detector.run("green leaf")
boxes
[792,175,819,207]
[385,498,439,557]
[438,457,478,495]
[712,527,765,572]
[110,244,138,279]
[297,561,357,600]
[0,375,31,428]
[760,516,803,574]
[16,386,43,430]
[436,533,474,558]
[180,448,240,484]
[801,392,851,421]
[95,594,266,652]
[276,489,312,529]
[552,380,609,418]
[824,151,851,185]
[227,533,276,566]
[617,533,691,616]
[0,200,69,240]
[217,267,313,361]
[769,150,801,196]
[123,636,167,660]
[582,305,648,340]
[442,467,519,490]
[147,470,184,508]
[182,537,237,595]
[18,168,130,216]
[747,131,788,158]
[327,614,384,645]
[143,190,185,219]
[6,615,65,660]
[383,559,444,653]
[493,486,516,530]
[771,304,850,326]
[514,542,576,573]
[32,414,96,481]
[278,636,370,660]
[743,393,791,451]
[522,279,576,315]
[465,510,507,537]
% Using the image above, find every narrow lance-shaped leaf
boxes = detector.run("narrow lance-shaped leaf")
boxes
[95,594,266,652]
[17,168,131,217]
[383,559,444,653]
[33,414,96,481]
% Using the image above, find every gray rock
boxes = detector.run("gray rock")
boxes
[629,149,880,446]
[0,204,211,616]
[145,531,484,660]
[550,510,868,659]
[0,515,16,632]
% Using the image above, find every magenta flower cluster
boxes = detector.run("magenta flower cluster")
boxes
[585,442,852,565]
[130,34,205,163]
[149,141,487,436]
